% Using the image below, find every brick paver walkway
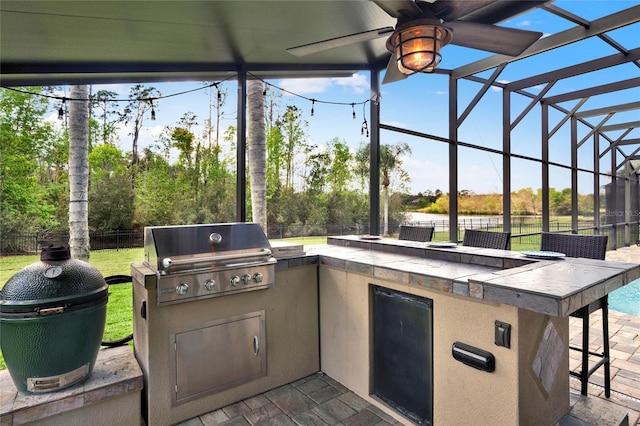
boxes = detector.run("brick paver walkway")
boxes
[177,373,403,426]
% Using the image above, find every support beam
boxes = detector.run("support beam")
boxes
[571,117,578,232]
[502,85,511,235]
[236,70,247,222]
[509,49,640,92]
[549,98,588,139]
[617,146,640,171]
[511,81,555,131]
[600,130,636,158]
[542,102,550,232]
[449,76,459,243]
[594,132,601,235]
[578,114,614,149]
[544,77,640,104]
[575,101,640,119]
[601,121,640,132]
[370,70,381,236]
[457,64,505,127]
[453,7,640,79]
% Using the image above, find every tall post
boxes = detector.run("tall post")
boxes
[236,69,247,222]
[611,137,617,248]
[571,116,578,232]
[593,132,600,235]
[502,86,511,237]
[448,75,458,242]
[541,101,550,232]
[369,70,381,235]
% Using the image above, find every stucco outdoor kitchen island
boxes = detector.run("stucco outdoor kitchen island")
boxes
[304,235,640,426]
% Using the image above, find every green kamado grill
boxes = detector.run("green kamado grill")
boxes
[0,246,108,394]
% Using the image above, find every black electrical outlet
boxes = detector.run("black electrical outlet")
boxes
[495,320,511,348]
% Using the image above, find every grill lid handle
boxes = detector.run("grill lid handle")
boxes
[161,248,273,271]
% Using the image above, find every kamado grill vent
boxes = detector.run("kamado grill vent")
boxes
[143,223,276,305]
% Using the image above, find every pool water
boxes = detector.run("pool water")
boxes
[609,279,640,315]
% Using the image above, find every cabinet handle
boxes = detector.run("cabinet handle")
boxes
[253,335,259,356]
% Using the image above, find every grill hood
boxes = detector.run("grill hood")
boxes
[144,223,274,275]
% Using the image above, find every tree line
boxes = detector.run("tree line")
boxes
[1,83,598,244]
[0,84,412,238]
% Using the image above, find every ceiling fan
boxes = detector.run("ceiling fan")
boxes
[287,0,545,84]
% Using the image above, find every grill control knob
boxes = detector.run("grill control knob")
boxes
[204,279,216,291]
[230,276,240,287]
[175,283,189,295]
[253,272,264,283]
[242,274,252,285]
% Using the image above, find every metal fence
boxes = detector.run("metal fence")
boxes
[1,230,144,255]
[3,218,636,256]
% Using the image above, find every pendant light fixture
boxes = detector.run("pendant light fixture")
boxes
[386,19,452,75]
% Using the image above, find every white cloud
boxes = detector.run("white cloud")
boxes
[278,78,333,95]
[519,20,532,27]
[279,72,370,96]
[91,84,129,97]
[331,73,369,94]
[435,90,448,95]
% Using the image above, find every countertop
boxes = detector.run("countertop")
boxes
[298,235,640,317]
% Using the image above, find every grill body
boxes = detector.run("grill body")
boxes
[0,247,108,394]
[132,223,319,425]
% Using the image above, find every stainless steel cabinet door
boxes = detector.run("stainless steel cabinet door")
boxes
[173,310,266,402]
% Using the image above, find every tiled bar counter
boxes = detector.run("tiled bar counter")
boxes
[306,236,640,425]
[2,236,637,426]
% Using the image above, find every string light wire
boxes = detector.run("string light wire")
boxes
[1,72,371,133]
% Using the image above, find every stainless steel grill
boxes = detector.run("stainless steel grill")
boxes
[143,223,276,305]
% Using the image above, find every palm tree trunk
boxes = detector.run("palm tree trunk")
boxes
[68,85,90,261]
[383,185,389,236]
[247,80,267,232]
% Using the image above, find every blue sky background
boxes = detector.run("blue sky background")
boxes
[52,0,639,195]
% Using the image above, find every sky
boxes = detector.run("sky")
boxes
[50,1,640,195]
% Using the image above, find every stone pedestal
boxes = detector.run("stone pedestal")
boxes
[0,346,143,426]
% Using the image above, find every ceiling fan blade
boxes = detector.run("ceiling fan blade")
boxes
[371,0,427,19]
[447,21,542,56]
[287,27,394,57]
[382,55,408,85]
[434,0,549,24]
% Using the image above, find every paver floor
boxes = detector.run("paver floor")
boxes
[177,373,403,426]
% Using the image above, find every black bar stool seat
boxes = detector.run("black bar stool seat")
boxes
[399,225,434,242]
[462,229,511,250]
[540,232,610,397]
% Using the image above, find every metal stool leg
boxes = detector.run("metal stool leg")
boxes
[602,296,611,398]
[580,312,589,396]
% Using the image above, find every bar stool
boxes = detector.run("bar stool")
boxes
[540,232,610,397]
[462,229,511,250]
[399,225,434,242]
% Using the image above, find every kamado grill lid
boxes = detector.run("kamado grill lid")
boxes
[144,222,275,274]
[0,246,108,316]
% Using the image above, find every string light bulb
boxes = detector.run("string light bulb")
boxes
[361,102,368,136]
[361,119,369,137]
[310,99,315,117]
[58,98,65,120]
[149,100,156,120]
[352,103,356,119]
